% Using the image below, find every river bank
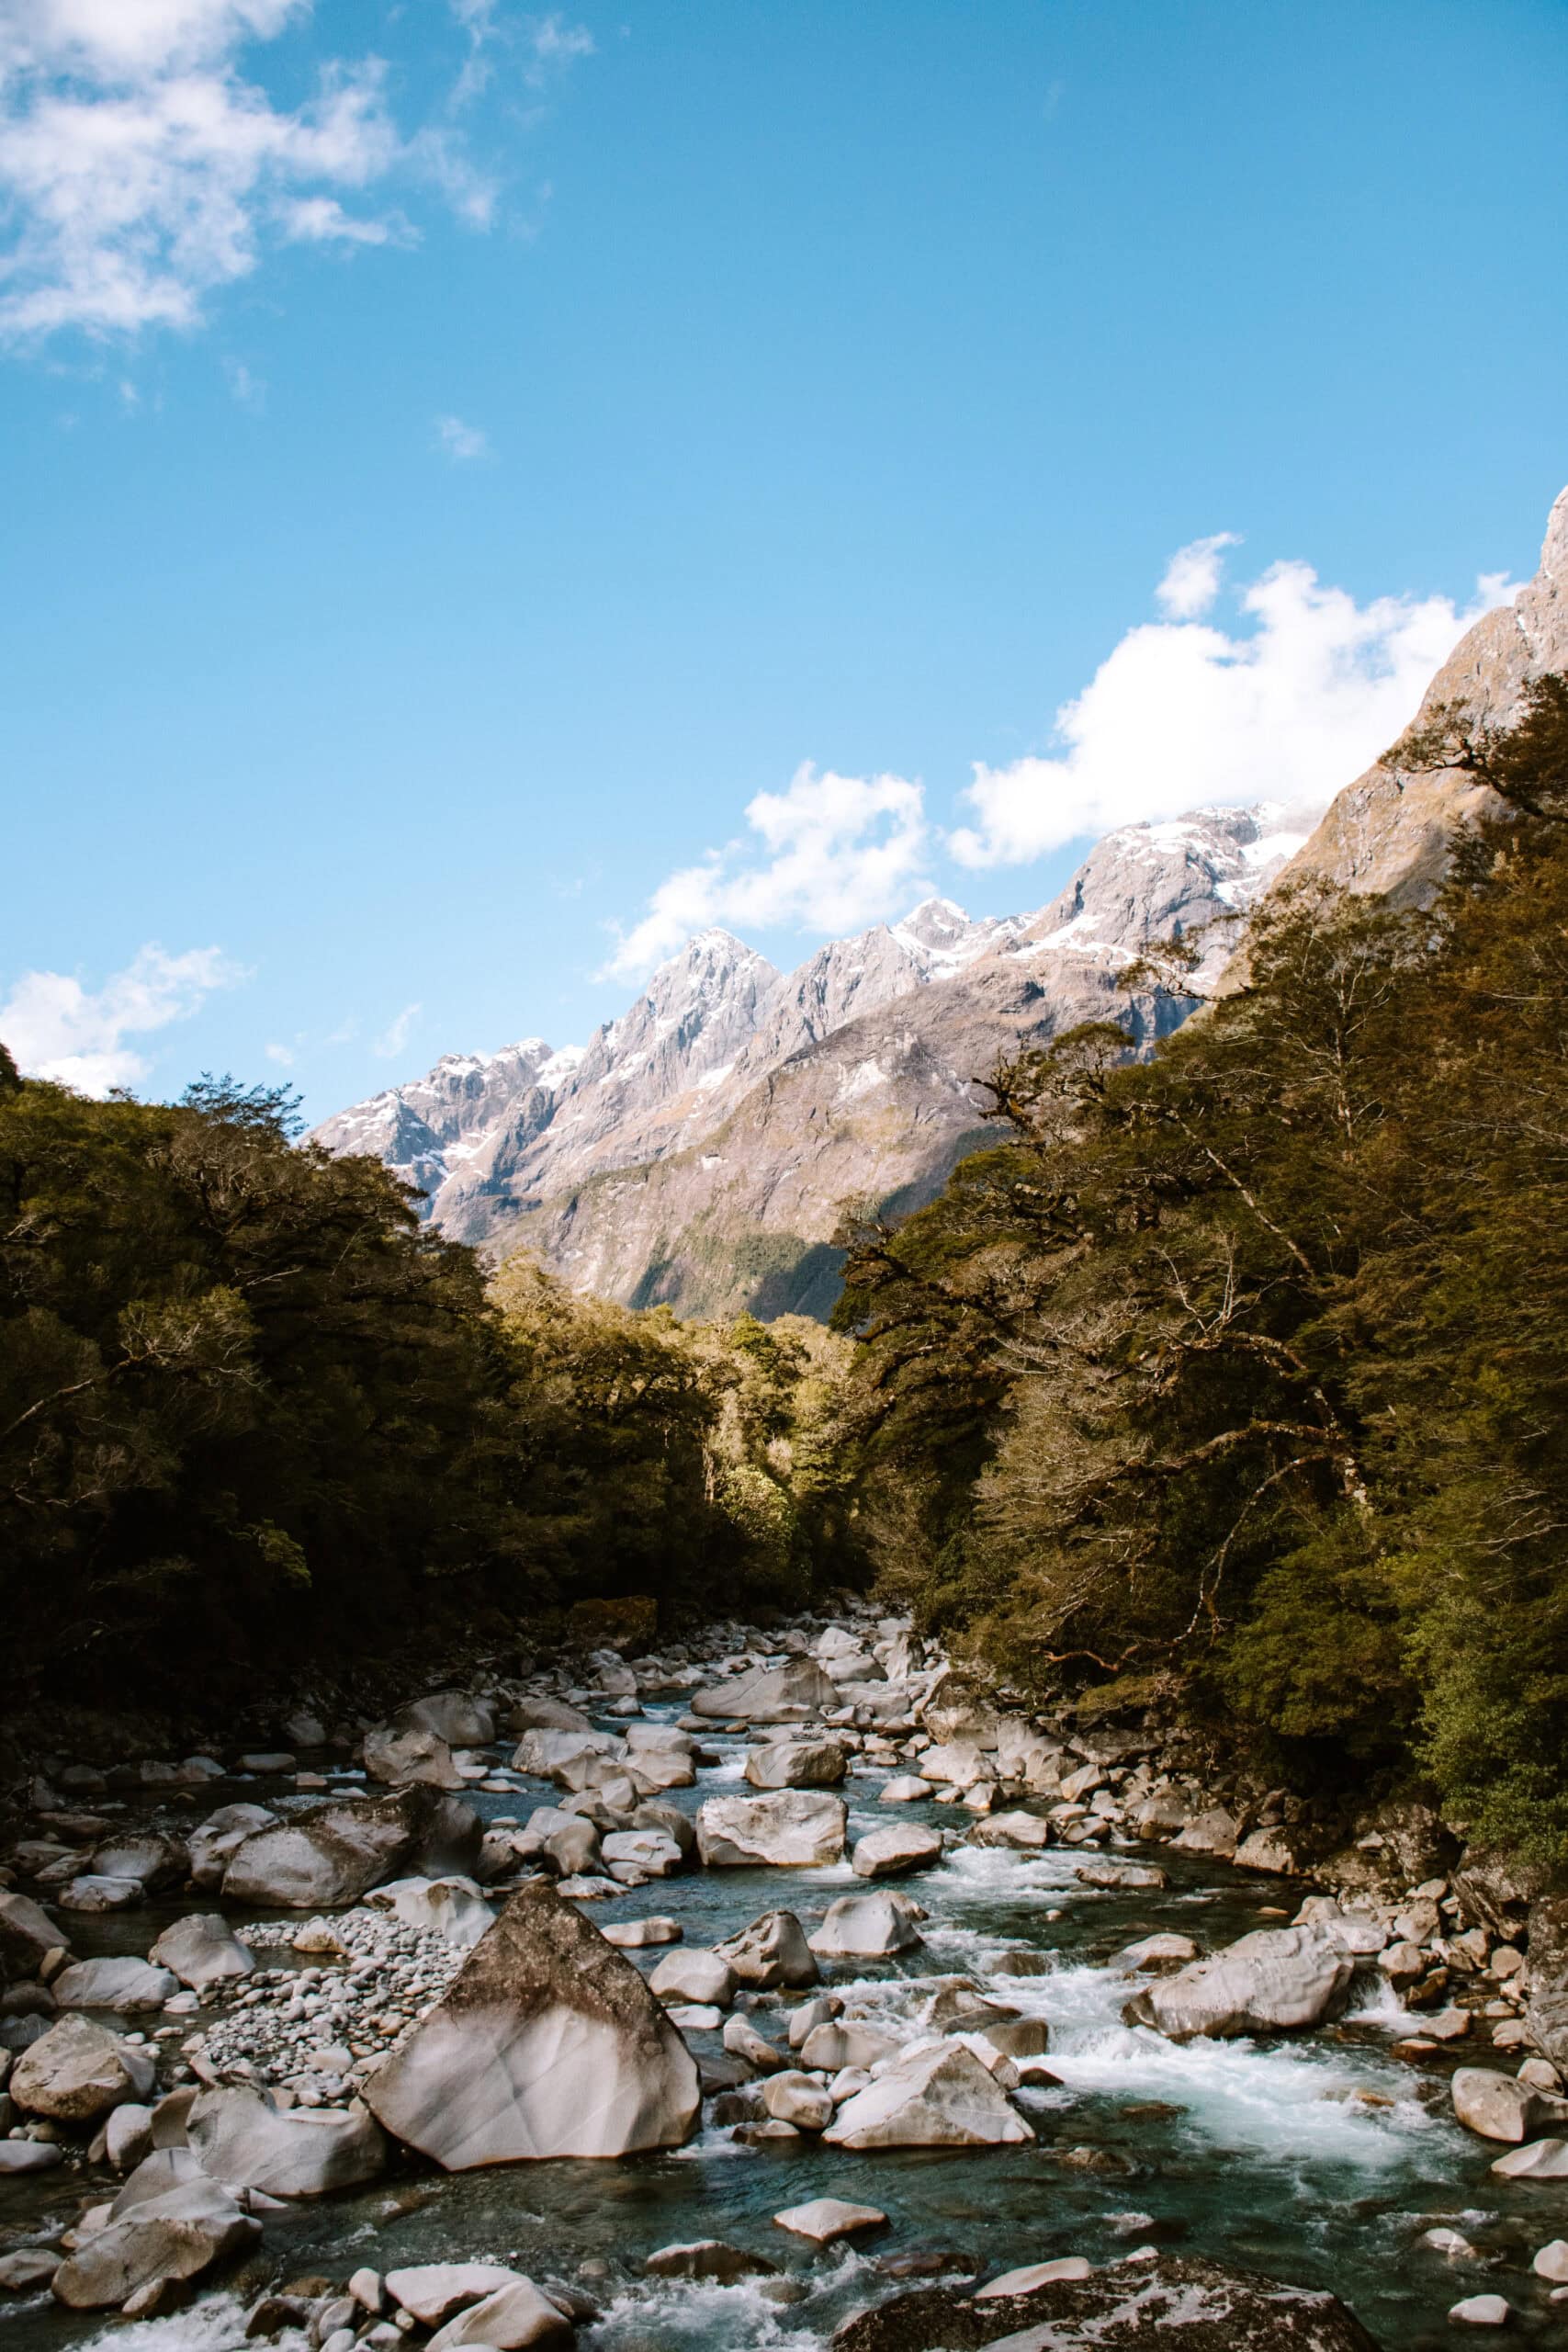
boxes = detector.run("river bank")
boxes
[3,1608,1567,2348]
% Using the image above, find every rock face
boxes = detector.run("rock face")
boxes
[221,1786,481,1908]
[712,1909,819,1989]
[315,808,1302,1320]
[1268,487,1568,914]
[824,2041,1032,2149]
[1125,1927,1353,2041]
[829,2254,1382,2350]
[186,2085,387,2196]
[696,1791,848,1867]
[361,1882,701,2165]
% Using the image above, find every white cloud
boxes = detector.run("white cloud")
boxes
[1155,531,1240,620]
[602,764,931,981]
[0,0,581,339]
[264,1039,294,1066]
[950,541,1518,869]
[221,353,264,407]
[434,412,489,460]
[373,1002,421,1059]
[0,942,246,1094]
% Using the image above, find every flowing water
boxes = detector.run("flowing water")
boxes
[4,1703,1564,2349]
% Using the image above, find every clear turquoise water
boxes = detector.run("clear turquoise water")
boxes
[4,1710,1563,2349]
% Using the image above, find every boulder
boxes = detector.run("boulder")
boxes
[1075,1860,1168,1891]
[809,1891,924,1960]
[1169,1808,1241,1860]
[52,1957,175,2012]
[649,1949,737,2008]
[10,2014,155,2120]
[824,2040,1032,2148]
[852,1824,943,1879]
[919,1742,989,1790]
[364,1721,463,1791]
[0,2143,62,2173]
[426,2278,574,2348]
[713,1909,820,1990]
[188,1803,278,1891]
[879,1777,933,1805]
[402,1691,497,1747]
[1491,2137,1568,2178]
[1119,1934,1198,1973]
[150,1912,255,1989]
[105,2101,155,2171]
[0,1890,68,1978]
[724,2015,787,2070]
[513,1729,621,1779]
[361,1881,700,2164]
[744,1738,848,1791]
[690,1658,839,1722]
[387,2263,524,2323]
[601,1831,683,1878]
[977,2259,1093,2298]
[828,2253,1383,2350]
[1125,1927,1353,2041]
[601,1917,682,1950]
[187,2085,387,2196]
[55,1874,143,1913]
[367,1876,496,1950]
[774,2197,887,2244]
[222,1784,480,1908]
[87,1831,186,1891]
[645,2240,777,2281]
[50,2180,260,2311]
[1448,2297,1512,2327]
[800,2020,898,2071]
[762,2070,835,2130]
[970,1812,1051,1850]
[1451,2066,1568,2143]
[696,1791,847,1867]
[510,1698,592,1736]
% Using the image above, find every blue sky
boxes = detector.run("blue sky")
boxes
[3,0,1565,1118]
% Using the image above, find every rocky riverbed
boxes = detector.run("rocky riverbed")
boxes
[4,1611,1568,2348]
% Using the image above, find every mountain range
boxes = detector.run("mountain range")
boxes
[313,483,1568,1321]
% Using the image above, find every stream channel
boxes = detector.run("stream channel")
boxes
[4,1697,1564,2352]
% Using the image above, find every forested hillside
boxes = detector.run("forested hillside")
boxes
[837,677,1568,1865]
[0,1066,860,1700]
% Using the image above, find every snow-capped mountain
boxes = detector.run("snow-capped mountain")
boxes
[311,800,1303,1310]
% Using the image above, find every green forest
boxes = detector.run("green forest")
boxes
[5,680,1566,1863]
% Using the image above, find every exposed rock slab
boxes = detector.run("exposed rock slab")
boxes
[187,2085,387,2196]
[697,1791,847,1866]
[222,1785,480,1908]
[824,2041,1032,2149]
[1125,1928,1353,2041]
[361,1882,700,2165]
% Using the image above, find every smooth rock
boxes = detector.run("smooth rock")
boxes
[188,1804,278,1891]
[645,2241,776,2281]
[1126,1928,1353,2041]
[852,1825,942,1879]
[367,1876,496,1949]
[87,1833,185,1891]
[1492,2138,1568,2178]
[774,2197,887,2244]
[150,1913,255,1989]
[761,2070,835,2130]
[649,1950,737,2008]
[0,1891,69,1975]
[363,1722,463,1792]
[10,2014,154,2120]
[50,2181,260,2310]
[970,1813,1052,1850]
[744,1739,848,1791]
[425,2278,573,2349]
[825,2040,1032,2148]
[187,2085,387,2197]
[601,1917,682,1949]
[1451,2067,1567,2143]
[690,1659,839,1722]
[1533,2241,1568,2282]
[809,1892,924,1960]
[52,1958,175,2013]
[361,1881,700,2164]
[387,2263,522,2324]
[879,1778,932,1805]
[402,1692,497,1747]
[105,2100,155,2171]
[976,2258,1093,2297]
[712,1909,820,1989]
[697,1791,847,1868]
[1448,2295,1511,2326]
[1119,1934,1198,1973]
[222,1785,481,1908]
[0,2249,62,2289]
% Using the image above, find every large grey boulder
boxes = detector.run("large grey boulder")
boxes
[696,1791,847,1867]
[809,1892,925,1960]
[402,1690,496,1747]
[387,2264,523,2324]
[690,1657,838,1722]
[150,1913,255,1990]
[364,1720,463,1791]
[222,1784,480,1908]
[51,1957,175,2013]
[824,2040,1032,2149]
[361,1882,700,2165]
[649,1949,737,2008]
[1451,2066,1568,2143]
[852,1824,942,1878]
[712,1909,819,1989]
[1125,1927,1353,2041]
[0,1889,68,1978]
[426,2278,573,2349]
[187,2084,387,2196]
[188,1802,278,1890]
[10,2014,155,2120]
[744,1738,848,1791]
[87,1831,186,1891]
[512,1728,621,1780]
[510,1698,593,1736]
[50,2180,260,2311]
